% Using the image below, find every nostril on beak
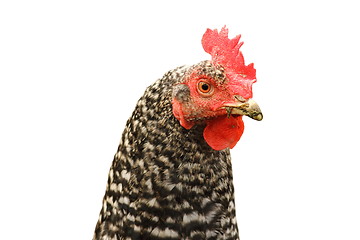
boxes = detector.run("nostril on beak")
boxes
[234,95,246,103]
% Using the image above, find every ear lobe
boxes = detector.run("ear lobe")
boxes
[172,99,195,129]
[172,84,194,129]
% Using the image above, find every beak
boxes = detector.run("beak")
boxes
[223,99,263,121]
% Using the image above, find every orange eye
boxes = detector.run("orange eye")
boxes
[197,81,213,95]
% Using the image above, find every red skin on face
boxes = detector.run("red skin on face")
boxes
[172,76,245,150]
[172,26,256,150]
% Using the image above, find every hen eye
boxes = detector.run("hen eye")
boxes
[197,81,213,95]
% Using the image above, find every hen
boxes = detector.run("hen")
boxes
[94,27,262,240]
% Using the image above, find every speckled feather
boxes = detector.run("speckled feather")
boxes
[93,61,240,239]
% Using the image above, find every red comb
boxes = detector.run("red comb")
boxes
[201,26,256,98]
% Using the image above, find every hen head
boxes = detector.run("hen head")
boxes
[172,27,262,151]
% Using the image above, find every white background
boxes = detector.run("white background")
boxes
[1,1,359,239]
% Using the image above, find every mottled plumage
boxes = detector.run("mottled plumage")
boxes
[93,27,262,239]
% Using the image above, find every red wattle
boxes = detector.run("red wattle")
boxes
[203,115,244,151]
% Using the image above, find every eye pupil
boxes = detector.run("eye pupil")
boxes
[201,84,209,91]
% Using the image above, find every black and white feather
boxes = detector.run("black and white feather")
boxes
[93,61,239,240]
